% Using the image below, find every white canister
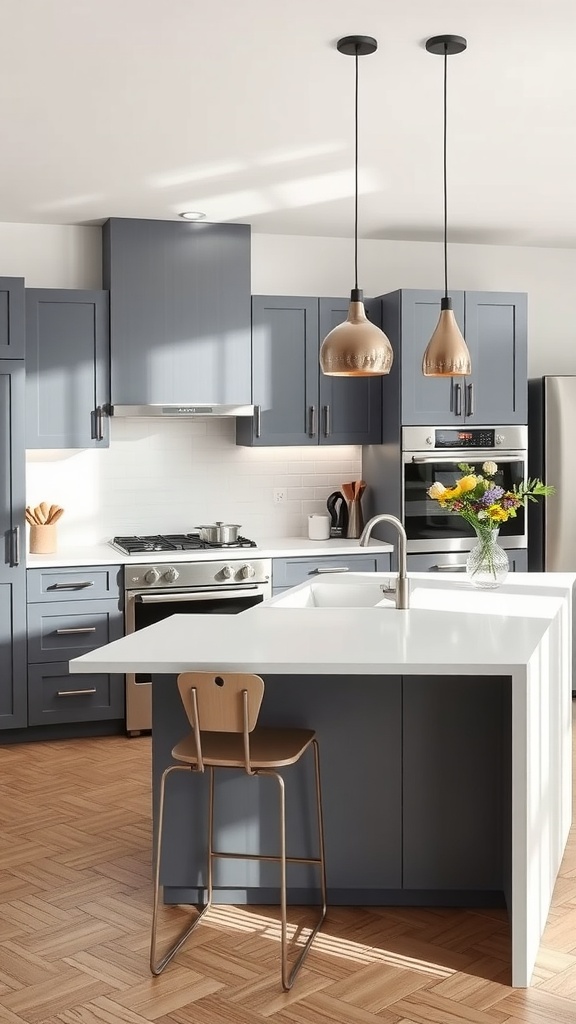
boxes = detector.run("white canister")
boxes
[308,514,330,540]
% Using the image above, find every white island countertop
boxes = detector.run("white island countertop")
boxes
[69,570,575,990]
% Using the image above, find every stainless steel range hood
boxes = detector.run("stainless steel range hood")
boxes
[110,403,254,418]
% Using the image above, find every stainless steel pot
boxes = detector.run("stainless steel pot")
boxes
[196,522,242,544]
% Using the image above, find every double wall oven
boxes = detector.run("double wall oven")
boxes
[402,425,528,564]
[113,534,271,734]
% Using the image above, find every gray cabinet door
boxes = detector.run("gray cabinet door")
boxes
[0,363,27,729]
[318,298,382,444]
[103,218,251,405]
[0,278,25,359]
[25,289,110,448]
[403,675,508,891]
[463,292,528,424]
[406,549,527,573]
[238,295,319,446]
[392,290,466,426]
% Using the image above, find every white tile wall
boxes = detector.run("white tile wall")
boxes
[26,418,362,546]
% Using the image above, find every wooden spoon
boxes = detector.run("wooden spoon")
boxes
[48,508,65,524]
[34,505,47,524]
[48,504,60,522]
[25,508,38,526]
[40,501,50,521]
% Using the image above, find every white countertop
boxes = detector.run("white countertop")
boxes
[69,571,574,676]
[26,536,393,568]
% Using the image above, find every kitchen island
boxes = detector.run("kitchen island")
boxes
[69,571,574,987]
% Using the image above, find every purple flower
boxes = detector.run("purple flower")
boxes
[481,486,504,506]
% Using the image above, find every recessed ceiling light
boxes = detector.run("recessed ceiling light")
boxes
[179,211,206,221]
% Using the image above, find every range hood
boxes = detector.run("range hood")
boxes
[110,404,254,418]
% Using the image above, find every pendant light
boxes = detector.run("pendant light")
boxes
[422,34,471,378]
[319,35,393,378]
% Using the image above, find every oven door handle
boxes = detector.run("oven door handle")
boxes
[135,589,260,604]
[410,455,523,464]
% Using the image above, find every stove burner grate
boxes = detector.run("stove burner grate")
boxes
[112,533,257,555]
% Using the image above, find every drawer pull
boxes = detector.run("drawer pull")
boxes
[312,566,350,574]
[430,564,466,572]
[48,581,95,590]
[55,627,97,635]
[56,688,97,697]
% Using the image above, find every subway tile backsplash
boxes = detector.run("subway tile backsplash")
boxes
[26,418,362,547]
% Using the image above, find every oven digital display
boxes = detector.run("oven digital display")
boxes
[435,429,495,449]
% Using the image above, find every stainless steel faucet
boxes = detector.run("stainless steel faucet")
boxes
[359,514,410,609]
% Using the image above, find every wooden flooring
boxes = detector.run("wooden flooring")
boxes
[1,713,576,1024]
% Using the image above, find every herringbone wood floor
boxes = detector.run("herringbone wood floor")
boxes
[1,714,576,1024]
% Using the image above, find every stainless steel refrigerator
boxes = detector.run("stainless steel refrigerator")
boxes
[528,375,576,572]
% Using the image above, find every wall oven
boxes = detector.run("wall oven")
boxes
[123,557,272,734]
[402,425,528,554]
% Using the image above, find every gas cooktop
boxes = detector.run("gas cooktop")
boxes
[111,534,257,556]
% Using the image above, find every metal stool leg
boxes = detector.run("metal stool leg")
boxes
[261,739,327,991]
[150,764,214,975]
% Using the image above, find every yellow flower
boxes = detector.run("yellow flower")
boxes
[486,505,508,522]
[427,481,447,499]
[458,475,477,493]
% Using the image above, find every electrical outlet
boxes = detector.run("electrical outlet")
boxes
[273,488,287,504]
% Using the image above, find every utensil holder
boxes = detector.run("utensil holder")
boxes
[29,524,57,554]
[347,500,364,539]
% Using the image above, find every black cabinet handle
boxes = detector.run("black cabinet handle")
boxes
[466,383,474,417]
[91,406,105,441]
[48,581,95,590]
[323,405,331,437]
[11,526,20,567]
[454,382,462,417]
[254,405,261,438]
[308,405,317,437]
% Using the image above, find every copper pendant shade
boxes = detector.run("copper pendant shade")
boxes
[422,34,471,378]
[319,35,393,378]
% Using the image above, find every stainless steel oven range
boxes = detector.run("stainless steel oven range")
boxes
[402,425,528,554]
[115,536,271,734]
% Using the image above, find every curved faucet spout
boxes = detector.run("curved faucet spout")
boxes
[359,514,409,609]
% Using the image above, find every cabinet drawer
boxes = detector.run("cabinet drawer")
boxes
[28,662,124,725]
[272,554,389,590]
[27,600,123,663]
[27,565,122,602]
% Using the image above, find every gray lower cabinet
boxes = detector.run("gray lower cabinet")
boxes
[25,289,110,448]
[406,549,528,574]
[272,552,391,594]
[378,289,527,426]
[0,277,25,359]
[0,361,27,729]
[103,218,251,406]
[27,566,124,726]
[236,295,382,447]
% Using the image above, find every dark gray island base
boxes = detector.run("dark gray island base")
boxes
[152,672,512,910]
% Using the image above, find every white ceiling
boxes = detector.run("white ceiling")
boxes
[4,0,576,246]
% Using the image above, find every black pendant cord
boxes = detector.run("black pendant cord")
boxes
[354,47,359,292]
[443,46,449,300]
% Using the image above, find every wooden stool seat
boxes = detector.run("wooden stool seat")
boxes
[172,726,316,769]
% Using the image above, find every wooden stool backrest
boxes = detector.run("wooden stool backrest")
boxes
[177,671,265,734]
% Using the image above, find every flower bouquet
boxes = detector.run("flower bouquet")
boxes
[427,461,554,587]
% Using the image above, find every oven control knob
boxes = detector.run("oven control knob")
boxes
[220,564,235,579]
[144,568,160,585]
[239,563,256,580]
[426,436,433,446]
[496,434,504,445]
[163,567,179,583]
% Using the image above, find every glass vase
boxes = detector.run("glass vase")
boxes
[466,525,509,589]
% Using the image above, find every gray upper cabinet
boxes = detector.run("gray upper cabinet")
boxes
[103,218,251,406]
[236,295,382,446]
[381,289,527,426]
[0,278,25,359]
[0,362,27,729]
[25,289,110,449]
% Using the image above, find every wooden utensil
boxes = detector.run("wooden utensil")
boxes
[341,482,355,503]
[25,508,38,526]
[47,507,65,524]
[39,500,50,521]
[33,504,46,524]
[48,504,60,523]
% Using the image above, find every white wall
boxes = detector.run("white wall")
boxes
[15,221,576,547]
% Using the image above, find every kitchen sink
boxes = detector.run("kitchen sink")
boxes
[268,577,397,608]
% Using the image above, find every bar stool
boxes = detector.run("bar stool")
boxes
[150,671,327,991]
